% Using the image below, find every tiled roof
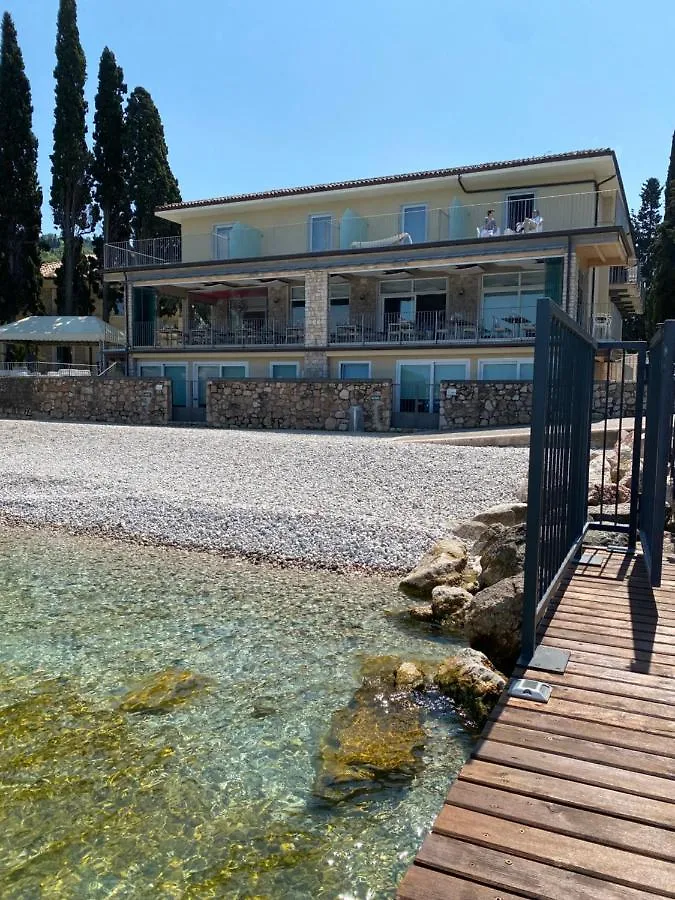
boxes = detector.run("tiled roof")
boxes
[157,149,614,213]
[40,261,61,279]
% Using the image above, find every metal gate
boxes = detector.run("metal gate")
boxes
[521,299,648,666]
[640,320,675,585]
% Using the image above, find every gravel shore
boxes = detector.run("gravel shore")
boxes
[0,420,528,571]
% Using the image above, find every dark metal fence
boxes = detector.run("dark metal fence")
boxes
[640,320,675,584]
[521,300,597,662]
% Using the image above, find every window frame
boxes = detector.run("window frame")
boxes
[269,361,300,379]
[338,360,372,379]
[212,223,234,259]
[400,203,428,243]
[505,192,536,232]
[308,213,334,252]
[478,358,534,381]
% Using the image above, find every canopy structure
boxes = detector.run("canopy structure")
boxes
[0,316,125,345]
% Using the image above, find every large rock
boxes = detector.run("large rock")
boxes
[452,502,527,545]
[119,669,214,714]
[399,538,468,597]
[478,523,526,589]
[434,648,506,727]
[588,481,631,507]
[313,677,426,804]
[431,585,475,630]
[464,573,524,671]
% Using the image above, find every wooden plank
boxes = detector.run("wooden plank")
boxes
[396,866,525,900]
[542,625,675,657]
[503,694,675,735]
[474,737,675,802]
[493,702,675,756]
[458,758,675,830]
[446,781,675,861]
[552,647,675,678]
[539,636,675,674]
[432,806,675,895]
[519,668,675,708]
[555,598,675,625]
[415,833,658,900]
[514,679,675,720]
[565,659,675,690]
[545,611,675,639]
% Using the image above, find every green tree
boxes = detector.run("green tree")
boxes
[50,0,94,315]
[126,86,181,240]
[54,238,95,314]
[92,47,129,321]
[652,133,675,325]
[0,12,42,323]
[631,177,662,333]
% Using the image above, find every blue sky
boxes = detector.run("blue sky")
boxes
[6,0,674,230]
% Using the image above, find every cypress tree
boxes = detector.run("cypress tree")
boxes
[126,87,181,240]
[0,12,42,323]
[652,132,675,325]
[50,0,93,316]
[92,47,129,321]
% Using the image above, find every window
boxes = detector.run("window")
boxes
[482,270,546,332]
[506,193,535,231]
[309,215,333,251]
[196,363,248,406]
[139,364,162,377]
[401,205,427,243]
[329,281,351,329]
[339,361,371,379]
[271,362,299,378]
[479,359,533,380]
[396,360,468,415]
[213,225,233,259]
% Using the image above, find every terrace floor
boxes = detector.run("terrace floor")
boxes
[398,543,675,899]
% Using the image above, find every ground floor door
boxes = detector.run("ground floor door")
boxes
[393,361,468,429]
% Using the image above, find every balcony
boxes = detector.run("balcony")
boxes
[609,264,644,315]
[330,310,537,345]
[104,189,628,270]
[132,319,305,349]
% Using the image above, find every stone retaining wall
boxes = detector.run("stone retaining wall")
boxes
[207,379,392,431]
[439,380,640,430]
[0,376,171,425]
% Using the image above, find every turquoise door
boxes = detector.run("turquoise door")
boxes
[164,365,187,407]
[399,363,431,413]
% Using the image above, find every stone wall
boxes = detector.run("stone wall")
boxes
[0,376,171,426]
[347,276,378,320]
[447,273,481,320]
[439,381,534,429]
[207,379,392,431]
[439,379,640,430]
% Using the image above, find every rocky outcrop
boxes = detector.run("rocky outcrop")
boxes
[464,574,524,671]
[399,538,468,597]
[119,669,214,714]
[477,524,526,589]
[430,585,475,630]
[452,501,527,545]
[434,648,506,727]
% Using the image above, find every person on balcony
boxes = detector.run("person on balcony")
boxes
[483,210,497,233]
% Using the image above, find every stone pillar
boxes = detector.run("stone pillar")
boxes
[563,251,579,322]
[303,270,328,377]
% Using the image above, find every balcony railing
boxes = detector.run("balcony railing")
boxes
[104,189,626,270]
[329,310,537,345]
[609,264,641,286]
[131,319,305,349]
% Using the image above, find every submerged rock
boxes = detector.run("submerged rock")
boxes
[399,538,468,597]
[464,573,524,671]
[119,668,214,714]
[408,603,436,622]
[434,647,506,727]
[313,659,427,803]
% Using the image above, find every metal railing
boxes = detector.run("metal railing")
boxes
[609,263,641,285]
[0,361,100,376]
[131,319,305,349]
[104,189,627,269]
[329,309,537,345]
[640,321,675,584]
[521,300,597,663]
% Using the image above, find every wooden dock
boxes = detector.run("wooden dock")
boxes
[398,545,675,899]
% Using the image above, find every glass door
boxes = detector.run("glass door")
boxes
[399,363,431,413]
[164,364,187,408]
[195,364,220,408]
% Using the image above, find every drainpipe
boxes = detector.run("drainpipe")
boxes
[595,174,616,226]
[456,174,600,195]
[565,237,572,316]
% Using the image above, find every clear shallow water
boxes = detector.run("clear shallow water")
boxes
[0,527,472,899]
